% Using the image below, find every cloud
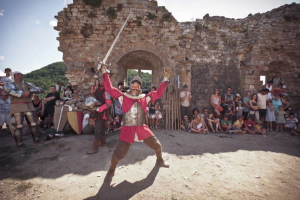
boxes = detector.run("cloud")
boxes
[157,0,167,7]
[0,10,4,16]
[49,20,57,26]
[0,56,5,60]
[35,20,40,25]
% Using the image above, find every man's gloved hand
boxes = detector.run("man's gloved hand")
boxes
[163,68,171,82]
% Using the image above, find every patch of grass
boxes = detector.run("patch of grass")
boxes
[14,182,33,193]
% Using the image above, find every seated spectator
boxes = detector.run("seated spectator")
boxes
[181,115,191,131]
[284,113,298,130]
[207,113,222,133]
[236,101,244,118]
[232,93,241,115]
[276,106,286,132]
[154,102,162,128]
[210,88,222,117]
[191,108,200,120]
[112,114,122,131]
[191,115,208,134]
[145,106,149,126]
[201,108,210,125]
[244,117,256,134]
[266,101,276,132]
[249,94,260,121]
[63,86,73,101]
[91,79,100,95]
[221,115,232,133]
[225,106,233,122]
[82,111,95,134]
[255,121,267,135]
[231,116,246,134]
[0,92,11,134]
[291,122,300,136]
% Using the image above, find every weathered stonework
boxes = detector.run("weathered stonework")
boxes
[55,0,300,111]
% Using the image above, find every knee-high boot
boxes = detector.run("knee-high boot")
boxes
[30,126,40,143]
[86,139,101,155]
[14,128,24,147]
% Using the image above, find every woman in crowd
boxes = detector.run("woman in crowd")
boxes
[272,83,285,96]
[91,79,100,95]
[148,100,156,129]
[249,94,260,121]
[207,113,222,133]
[210,88,222,117]
[191,108,200,120]
[280,93,290,110]
[272,94,289,113]
[191,115,208,134]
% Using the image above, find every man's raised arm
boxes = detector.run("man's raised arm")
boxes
[102,73,123,99]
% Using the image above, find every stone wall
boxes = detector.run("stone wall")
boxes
[55,0,300,112]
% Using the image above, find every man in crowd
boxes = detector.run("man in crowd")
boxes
[0,68,13,94]
[117,81,126,92]
[101,65,170,182]
[270,72,284,88]
[180,84,192,120]
[257,89,269,126]
[86,77,112,155]
[222,87,234,112]
[243,91,252,120]
[43,86,60,130]
[3,71,43,147]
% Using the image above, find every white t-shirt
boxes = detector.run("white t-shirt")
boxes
[257,93,267,109]
[82,113,90,128]
[180,91,191,107]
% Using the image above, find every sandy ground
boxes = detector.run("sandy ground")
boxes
[0,128,300,200]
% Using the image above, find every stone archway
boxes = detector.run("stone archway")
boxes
[114,50,164,89]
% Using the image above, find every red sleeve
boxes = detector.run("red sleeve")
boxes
[97,99,112,113]
[147,81,169,102]
[102,73,123,99]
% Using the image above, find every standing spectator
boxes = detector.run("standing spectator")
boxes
[270,72,284,88]
[117,82,126,92]
[280,93,290,110]
[257,89,268,125]
[284,113,298,130]
[91,79,100,95]
[0,68,13,85]
[249,94,260,121]
[210,88,222,117]
[272,94,289,113]
[148,100,156,128]
[0,92,11,134]
[264,81,273,100]
[272,83,285,96]
[232,93,241,116]
[43,86,60,130]
[221,115,232,133]
[242,91,252,120]
[236,101,244,118]
[32,94,43,122]
[180,84,191,120]
[276,106,286,132]
[221,87,234,112]
[265,101,276,132]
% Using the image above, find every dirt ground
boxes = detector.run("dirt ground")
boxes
[0,127,300,200]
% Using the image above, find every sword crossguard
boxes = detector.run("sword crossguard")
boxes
[96,58,111,74]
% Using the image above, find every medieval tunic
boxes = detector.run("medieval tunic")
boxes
[103,73,168,144]
[10,82,35,115]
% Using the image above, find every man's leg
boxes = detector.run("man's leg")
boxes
[105,139,131,182]
[86,119,105,155]
[24,112,40,143]
[13,113,25,147]
[143,136,169,168]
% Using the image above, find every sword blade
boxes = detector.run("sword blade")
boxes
[98,12,132,70]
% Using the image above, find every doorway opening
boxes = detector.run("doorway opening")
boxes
[260,75,266,86]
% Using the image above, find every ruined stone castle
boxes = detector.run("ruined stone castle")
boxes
[55,0,300,111]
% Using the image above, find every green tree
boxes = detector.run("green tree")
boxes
[127,70,152,90]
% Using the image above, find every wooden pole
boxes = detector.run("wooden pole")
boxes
[172,89,174,131]
[167,85,170,130]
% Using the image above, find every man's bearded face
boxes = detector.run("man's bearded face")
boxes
[130,83,140,96]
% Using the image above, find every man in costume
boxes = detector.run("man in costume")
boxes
[86,77,112,155]
[3,71,43,147]
[100,66,171,182]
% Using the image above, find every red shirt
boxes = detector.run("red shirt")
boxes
[244,120,255,129]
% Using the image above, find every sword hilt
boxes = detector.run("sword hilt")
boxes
[96,57,111,74]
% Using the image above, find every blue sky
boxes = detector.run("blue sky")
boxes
[0,0,299,75]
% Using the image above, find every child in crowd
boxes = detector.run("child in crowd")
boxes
[0,92,11,134]
[112,114,122,131]
[191,108,200,120]
[265,101,276,132]
[236,101,244,118]
[221,115,232,133]
[148,101,156,128]
[231,116,246,134]
[181,115,191,131]
[255,121,267,135]
[284,113,298,130]
[291,122,300,136]
[244,117,256,134]
[155,102,163,128]
[276,106,286,132]
[191,115,208,134]
[207,113,222,133]
[225,106,233,122]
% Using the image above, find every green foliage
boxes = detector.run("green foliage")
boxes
[147,12,157,20]
[83,0,102,7]
[23,62,68,99]
[127,70,152,90]
[106,7,117,20]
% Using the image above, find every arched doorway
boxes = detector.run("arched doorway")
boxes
[116,50,164,90]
